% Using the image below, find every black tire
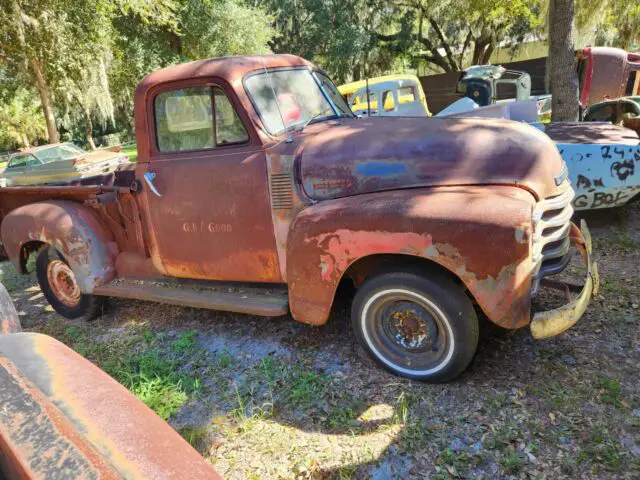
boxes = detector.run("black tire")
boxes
[351,271,479,382]
[35,247,106,320]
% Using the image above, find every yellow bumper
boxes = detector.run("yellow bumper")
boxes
[530,220,599,340]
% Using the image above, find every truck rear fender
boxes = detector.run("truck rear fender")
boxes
[0,200,117,293]
[286,187,536,328]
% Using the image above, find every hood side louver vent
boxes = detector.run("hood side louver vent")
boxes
[270,173,294,209]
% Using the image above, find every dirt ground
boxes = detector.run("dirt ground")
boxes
[2,202,639,479]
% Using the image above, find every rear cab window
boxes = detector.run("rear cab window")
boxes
[154,86,248,153]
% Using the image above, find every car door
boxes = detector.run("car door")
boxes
[141,82,282,283]
[22,155,45,184]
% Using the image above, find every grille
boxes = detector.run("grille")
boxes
[530,182,575,295]
[270,173,294,209]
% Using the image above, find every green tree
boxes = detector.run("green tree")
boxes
[107,0,275,137]
[260,0,403,83]
[595,1,640,50]
[0,87,47,149]
[0,0,177,144]
[376,0,542,73]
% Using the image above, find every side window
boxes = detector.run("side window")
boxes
[382,90,396,111]
[26,156,41,167]
[155,86,214,152]
[625,71,639,96]
[398,86,417,103]
[213,89,249,145]
[8,154,33,169]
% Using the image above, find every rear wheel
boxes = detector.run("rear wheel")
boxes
[351,271,478,382]
[35,247,105,320]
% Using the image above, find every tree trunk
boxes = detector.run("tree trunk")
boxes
[83,108,96,150]
[31,59,59,143]
[548,0,579,122]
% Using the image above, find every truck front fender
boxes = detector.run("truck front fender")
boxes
[1,200,117,293]
[287,187,536,328]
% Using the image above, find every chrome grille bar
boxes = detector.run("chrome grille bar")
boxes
[531,181,575,295]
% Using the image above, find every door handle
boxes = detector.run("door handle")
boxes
[144,172,162,197]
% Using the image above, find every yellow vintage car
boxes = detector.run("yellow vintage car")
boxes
[338,74,431,117]
[0,143,129,186]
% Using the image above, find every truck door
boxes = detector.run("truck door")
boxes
[140,83,282,283]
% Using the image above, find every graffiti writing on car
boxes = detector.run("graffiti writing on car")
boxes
[557,143,640,210]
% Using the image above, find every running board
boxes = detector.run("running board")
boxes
[93,279,289,317]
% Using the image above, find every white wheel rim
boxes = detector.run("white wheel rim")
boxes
[361,288,455,376]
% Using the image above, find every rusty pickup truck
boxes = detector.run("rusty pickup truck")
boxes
[0,55,598,382]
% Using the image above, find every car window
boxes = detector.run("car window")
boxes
[244,68,335,135]
[7,154,38,169]
[398,86,416,103]
[382,90,396,111]
[155,86,214,152]
[34,146,64,163]
[314,72,353,116]
[213,89,249,145]
[625,71,639,96]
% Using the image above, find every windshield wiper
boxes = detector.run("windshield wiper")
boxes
[298,110,335,132]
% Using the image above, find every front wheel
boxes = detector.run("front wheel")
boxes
[35,247,106,320]
[351,271,479,382]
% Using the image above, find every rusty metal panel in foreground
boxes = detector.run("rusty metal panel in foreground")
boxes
[0,333,221,480]
[0,283,20,335]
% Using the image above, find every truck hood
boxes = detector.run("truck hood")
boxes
[295,117,563,201]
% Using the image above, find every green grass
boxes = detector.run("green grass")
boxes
[598,375,622,406]
[121,143,138,163]
[37,320,201,421]
[172,330,198,353]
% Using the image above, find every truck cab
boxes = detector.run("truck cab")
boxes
[0,55,598,382]
[338,74,431,117]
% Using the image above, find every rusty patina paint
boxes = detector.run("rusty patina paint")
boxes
[293,117,563,202]
[287,186,535,328]
[0,333,220,479]
[0,200,118,293]
[580,47,640,108]
[0,355,121,479]
[0,282,21,335]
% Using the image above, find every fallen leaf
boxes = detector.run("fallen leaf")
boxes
[620,400,631,409]
[549,412,557,425]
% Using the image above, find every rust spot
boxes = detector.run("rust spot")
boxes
[287,186,535,328]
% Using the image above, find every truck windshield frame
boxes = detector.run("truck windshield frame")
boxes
[243,67,354,136]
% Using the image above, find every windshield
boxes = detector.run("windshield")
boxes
[244,68,353,135]
[34,143,86,163]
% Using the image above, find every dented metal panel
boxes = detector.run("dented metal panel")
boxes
[0,200,118,292]
[0,333,221,479]
[286,186,536,328]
